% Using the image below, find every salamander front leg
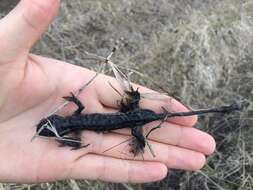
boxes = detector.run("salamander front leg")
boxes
[63,92,85,115]
[57,136,90,150]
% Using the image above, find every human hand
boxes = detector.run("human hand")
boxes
[0,0,215,183]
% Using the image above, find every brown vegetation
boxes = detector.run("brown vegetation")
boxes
[0,0,252,189]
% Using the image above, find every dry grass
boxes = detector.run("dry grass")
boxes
[0,0,252,189]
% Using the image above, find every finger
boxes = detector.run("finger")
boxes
[27,130,166,183]
[0,0,60,63]
[114,121,216,155]
[68,154,167,183]
[79,131,206,171]
[44,63,196,127]
[95,75,197,127]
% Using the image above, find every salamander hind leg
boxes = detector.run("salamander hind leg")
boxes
[130,126,146,156]
[63,92,85,115]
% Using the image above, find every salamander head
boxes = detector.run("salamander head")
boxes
[36,115,62,137]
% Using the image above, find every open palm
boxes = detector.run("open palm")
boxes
[0,0,215,183]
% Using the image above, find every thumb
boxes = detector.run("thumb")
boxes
[0,0,60,63]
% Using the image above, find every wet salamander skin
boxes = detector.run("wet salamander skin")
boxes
[37,109,165,137]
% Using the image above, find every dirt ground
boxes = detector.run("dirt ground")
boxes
[0,0,252,189]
